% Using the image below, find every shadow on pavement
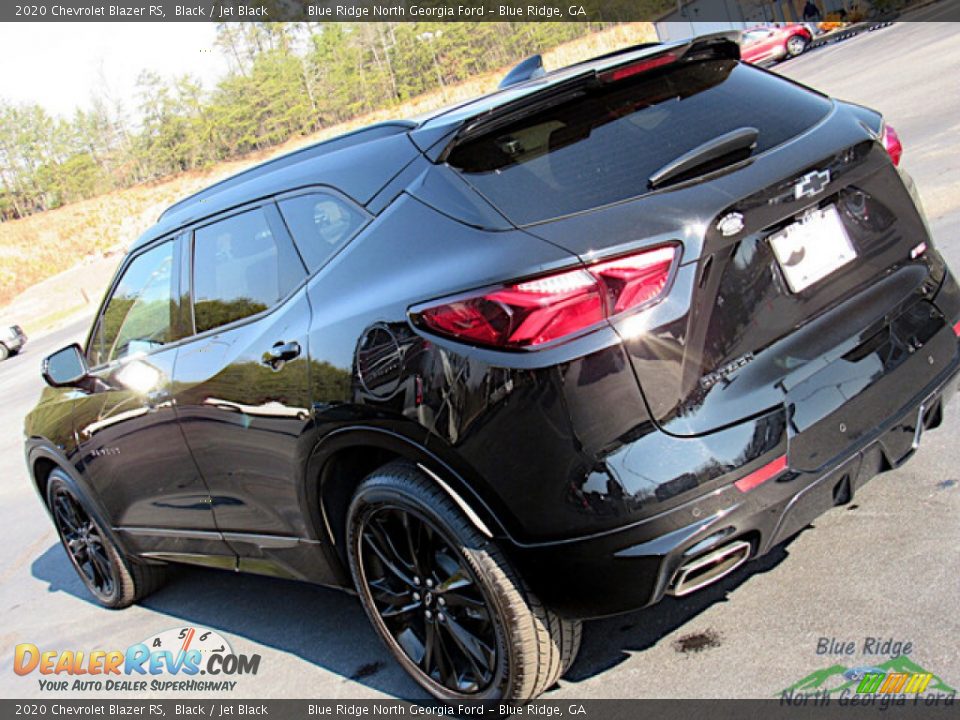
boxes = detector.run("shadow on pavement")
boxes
[32,532,799,698]
[564,537,797,685]
[31,543,425,699]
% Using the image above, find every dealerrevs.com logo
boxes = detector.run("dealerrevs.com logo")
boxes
[13,626,261,692]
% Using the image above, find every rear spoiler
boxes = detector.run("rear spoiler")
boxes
[431,31,742,161]
[498,40,665,89]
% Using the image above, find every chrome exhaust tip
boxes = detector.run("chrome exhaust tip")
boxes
[668,540,752,597]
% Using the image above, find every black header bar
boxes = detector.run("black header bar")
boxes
[5,0,959,23]
[1,698,959,718]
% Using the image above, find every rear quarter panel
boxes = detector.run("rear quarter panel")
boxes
[304,193,656,543]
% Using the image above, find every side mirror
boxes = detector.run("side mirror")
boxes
[42,344,89,388]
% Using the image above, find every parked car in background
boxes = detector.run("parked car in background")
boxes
[740,24,813,64]
[0,324,26,360]
[24,32,960,701]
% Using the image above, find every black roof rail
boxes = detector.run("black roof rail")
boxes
[158,120,417,221]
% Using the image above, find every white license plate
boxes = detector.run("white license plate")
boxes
[769,205,856,293]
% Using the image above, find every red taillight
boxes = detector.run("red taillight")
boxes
[419,245,678,349]
[734,455,788,493]
[420,267,604,348]
[590,246,676,313]
[881,123,902,167]
[599,52,678,83]
[953,319,960,338]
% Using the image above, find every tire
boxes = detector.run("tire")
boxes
[346,460,581,701]
[559,617,582,677]
[46,469,166,608]
[786,34,809,57]
[0,343,8,361]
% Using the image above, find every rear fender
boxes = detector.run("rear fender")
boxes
[306,427,510,558]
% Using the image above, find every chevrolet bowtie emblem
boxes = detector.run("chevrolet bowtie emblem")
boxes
[794,169,831,200]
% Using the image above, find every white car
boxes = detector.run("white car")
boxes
[0,324,27,360]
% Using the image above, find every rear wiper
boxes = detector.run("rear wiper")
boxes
[648,126,759,189]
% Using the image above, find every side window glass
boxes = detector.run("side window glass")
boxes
[278,192,366,272]
[193,208,301,334]
[89,241,176,366]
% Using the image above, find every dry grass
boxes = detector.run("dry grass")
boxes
[0,22,655,317]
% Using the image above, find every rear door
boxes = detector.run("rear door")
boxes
[172,204,313,547]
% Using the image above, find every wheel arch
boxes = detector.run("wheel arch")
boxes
[32,456,59,508]
[306,427,510,564]
[26,441,140,559]
[26,442,79,514]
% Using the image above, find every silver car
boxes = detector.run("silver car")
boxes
[0,324,26,360]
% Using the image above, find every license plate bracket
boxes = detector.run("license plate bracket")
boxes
[769,205,856,293]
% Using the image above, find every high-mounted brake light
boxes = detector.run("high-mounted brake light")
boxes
[418,245,678,349]
[881,122,902,167]
[599,52,679,83]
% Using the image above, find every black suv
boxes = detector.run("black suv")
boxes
[25,34,960,701]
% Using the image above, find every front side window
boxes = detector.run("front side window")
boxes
[89,240,176,367]
[193,208,301,333]
[277,192,366,272]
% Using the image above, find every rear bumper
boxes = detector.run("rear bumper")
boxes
[507,333,960,619]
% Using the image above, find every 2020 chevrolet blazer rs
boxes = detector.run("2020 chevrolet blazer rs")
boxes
[24,34,960,700]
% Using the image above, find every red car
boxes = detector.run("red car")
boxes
[740,24,813,65]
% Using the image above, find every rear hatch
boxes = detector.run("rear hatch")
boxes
[442,47,947,442]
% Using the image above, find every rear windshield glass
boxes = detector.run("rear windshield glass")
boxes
[447,59,832,225]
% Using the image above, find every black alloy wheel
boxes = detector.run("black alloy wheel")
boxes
[46,469,166,608]
[51,484,118,601]
[358,505,498,694]
[347,461,581,702]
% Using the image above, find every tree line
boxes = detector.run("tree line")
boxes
[0,22,615,221]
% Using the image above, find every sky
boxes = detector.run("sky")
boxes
[0,23,231,119]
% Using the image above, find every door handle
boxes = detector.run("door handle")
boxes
[262,341,301,369]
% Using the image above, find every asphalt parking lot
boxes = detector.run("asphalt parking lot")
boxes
[2,21,959,700]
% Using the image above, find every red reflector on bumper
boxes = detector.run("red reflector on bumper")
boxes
[735,455,788,493]
[953,319,960,337]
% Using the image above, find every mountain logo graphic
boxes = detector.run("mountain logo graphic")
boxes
[780,656,956,697]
